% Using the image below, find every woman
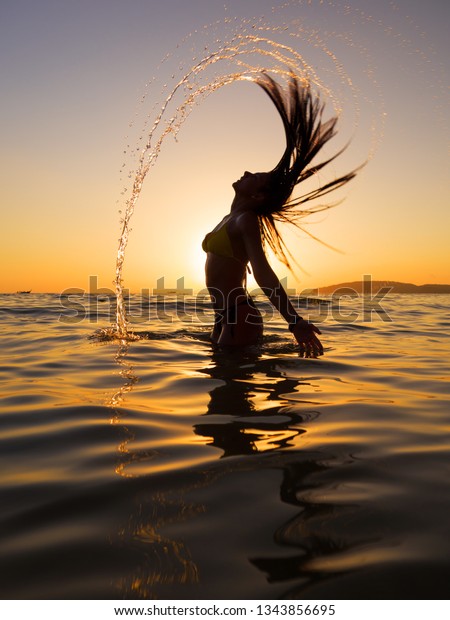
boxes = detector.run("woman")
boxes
[202,73,359,354]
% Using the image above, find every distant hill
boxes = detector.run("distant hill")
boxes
[306,281,450,295]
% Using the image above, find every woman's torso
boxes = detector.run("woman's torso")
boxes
[203,215,249,304]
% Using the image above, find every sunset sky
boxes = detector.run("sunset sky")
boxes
[1,0,448,294]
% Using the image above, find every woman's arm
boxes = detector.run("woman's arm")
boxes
[238,211,323,355]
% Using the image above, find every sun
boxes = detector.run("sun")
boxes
[188,235,208,293]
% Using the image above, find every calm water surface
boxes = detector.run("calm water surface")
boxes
[1,292,449,599]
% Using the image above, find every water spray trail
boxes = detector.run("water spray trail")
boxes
[114,37,334,336]
[113,18,381,339]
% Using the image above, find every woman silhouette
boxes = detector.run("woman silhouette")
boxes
[202,73,358,353]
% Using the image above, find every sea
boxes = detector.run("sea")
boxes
[1,291,449,600]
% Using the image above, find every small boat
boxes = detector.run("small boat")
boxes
[16,290,32,294]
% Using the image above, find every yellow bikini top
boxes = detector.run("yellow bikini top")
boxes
[202,216,252,275]
[202,217,235,259]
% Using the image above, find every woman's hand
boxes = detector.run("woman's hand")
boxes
[291,319,324,357]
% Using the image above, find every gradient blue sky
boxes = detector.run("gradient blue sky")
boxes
[1,0,448,293]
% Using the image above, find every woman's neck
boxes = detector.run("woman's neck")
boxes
[230,195,255,215]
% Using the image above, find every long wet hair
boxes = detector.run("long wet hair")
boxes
[254,72,360,269]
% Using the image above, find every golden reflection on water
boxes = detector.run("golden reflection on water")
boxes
[115,488,203,597]
[105,340,424,598]
[2,294,448,598]
[108,340,139,409]
[301,542,416,573]
[106,341,336,598]
[107,340,140,477]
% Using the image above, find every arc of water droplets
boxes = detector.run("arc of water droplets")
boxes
[113,33,359,339]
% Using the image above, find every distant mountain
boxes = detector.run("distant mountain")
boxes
[306,281,450,295]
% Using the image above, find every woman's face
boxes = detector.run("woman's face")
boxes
[232,171,271,197]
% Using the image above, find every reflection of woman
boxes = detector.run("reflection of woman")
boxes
[195,350,308,457]
[202,73,359,353]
